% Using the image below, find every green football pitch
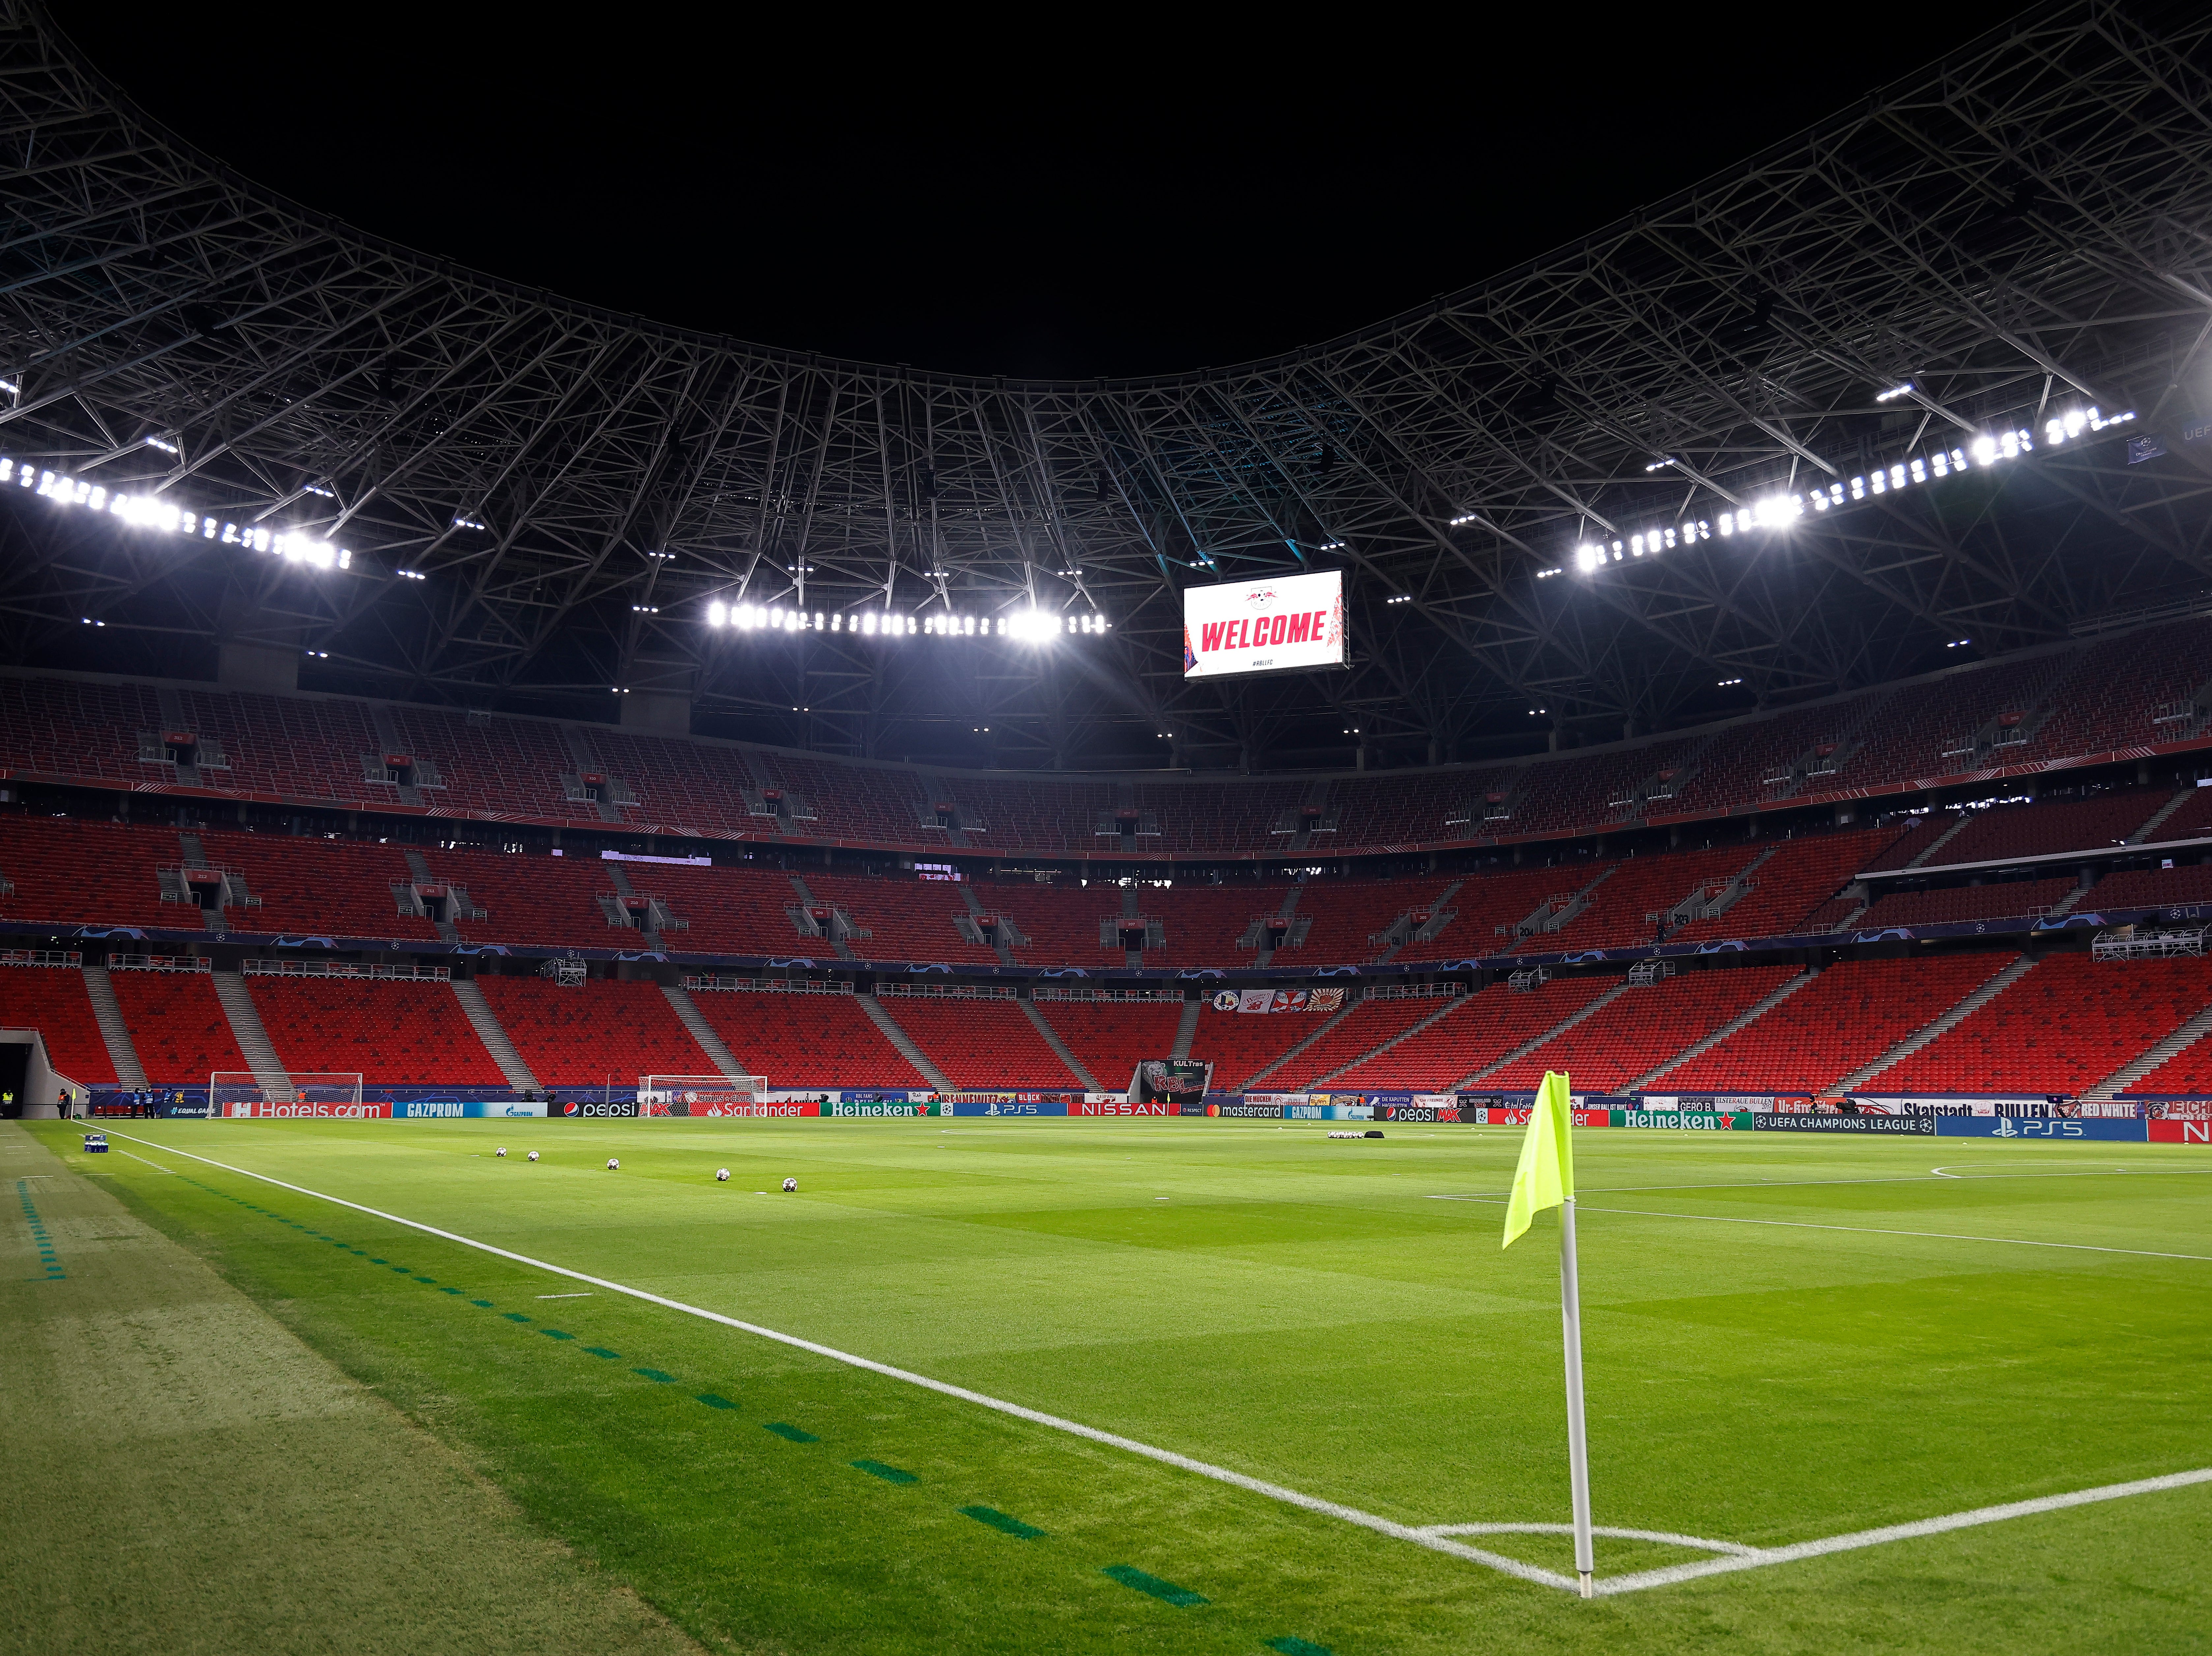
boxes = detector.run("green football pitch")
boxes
[13,1116,2212,1653]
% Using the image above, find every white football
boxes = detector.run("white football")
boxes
[607,1157,620,1170]
[496,1147,508,1157]
[782,1176,797,1192]
[527,1150,540,1162]
[715,1168,731,1182]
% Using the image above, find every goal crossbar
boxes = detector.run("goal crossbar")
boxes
[639,1074,767,1105]
[209,1071,365,1117]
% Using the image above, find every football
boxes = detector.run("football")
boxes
[495,1146,507,1157]
[715,1168,730,1182]
[607,1157,620,1170]
[526,1150,539,1162]
[782,1176,797,1192]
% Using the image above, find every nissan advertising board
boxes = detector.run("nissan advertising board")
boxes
[1183,570,1345,680]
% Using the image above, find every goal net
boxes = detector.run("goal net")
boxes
[639,1074,768,1116]
[210,1071,367,1117]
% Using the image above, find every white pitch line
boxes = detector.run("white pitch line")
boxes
[1593,1469,2212,1595]
[95,1130,2212,1599]
[94,1131,1574,1592]
[1430,1194,2212,1262]
[110,1148,175,1174]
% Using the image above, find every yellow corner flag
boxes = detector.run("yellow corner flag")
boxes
[1501,1071,1576,1248]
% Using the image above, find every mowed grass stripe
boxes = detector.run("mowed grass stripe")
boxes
[90,1127,1586,1590]
[77,1121,2212,1650]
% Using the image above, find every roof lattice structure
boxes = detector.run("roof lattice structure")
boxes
[1,0,2209,771]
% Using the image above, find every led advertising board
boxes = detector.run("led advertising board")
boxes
[1182,570,1345,680]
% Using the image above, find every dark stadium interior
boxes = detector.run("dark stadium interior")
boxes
[2,0,2209,1108]
[9,9,2212,1653]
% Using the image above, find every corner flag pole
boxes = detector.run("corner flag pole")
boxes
[1502,1070,1595,1597]
[1558,1192,1595,1598]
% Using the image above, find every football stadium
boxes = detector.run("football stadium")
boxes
[5,3,2212,1650]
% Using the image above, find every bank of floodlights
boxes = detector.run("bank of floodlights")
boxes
[1569,408,2132,577]
[703,601,1107,642]
[0,457,352,570]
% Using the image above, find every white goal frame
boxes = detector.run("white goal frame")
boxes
[639,1074,768,1113]
[210,1071,366,1117]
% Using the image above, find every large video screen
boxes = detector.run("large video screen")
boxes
[1182,569,1345,680]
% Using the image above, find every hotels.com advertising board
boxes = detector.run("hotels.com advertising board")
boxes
[1183,570,1345,680]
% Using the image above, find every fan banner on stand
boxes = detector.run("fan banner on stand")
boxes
[1136,1060,1210,1103]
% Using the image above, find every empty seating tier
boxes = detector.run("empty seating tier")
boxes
[1033,999,1186,1094]
[0,619,2202,859]
[1652,954,2013,1094]
[248,977,508,1086]
[1857,878,2079,929]
[472,977,714,1089]
[105,971,247,1084]
[1187,1005,1346,1091]
[1873,953,2212,1096]
[687,990,925,1089]
[1484,967,1799,1093]
[1332,976,1620,1089]
[3,966,117,1083]
[876,998,1080,1089]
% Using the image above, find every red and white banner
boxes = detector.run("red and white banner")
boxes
[2150,1119,2212,1144]
[1073,1100,1175,1116]
[1183,570,1345,680]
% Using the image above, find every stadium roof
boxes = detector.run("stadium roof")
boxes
[1,0,2209,772]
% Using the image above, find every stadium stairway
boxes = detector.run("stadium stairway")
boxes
[660,983,747,1078]
[1240,996,1363,1088]
[1901,812,1978,869]
[1019,1001,1101,1089]
[1308,993,1469,1086]
[859,996,951,1088]
[1627,967,1820,1091]
[448,979,540,1090]
[2127,786,2198,845]
[80,964,148,1087]
[1460,980,1633,1086]
[1171,998,1200,1059]
[1832,955,2039,1092]
[210,969,293,1096]
[2088,1002,2212,1100]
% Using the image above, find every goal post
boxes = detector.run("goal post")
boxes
[209,1071,366,1117]
[639,1074,768,1116]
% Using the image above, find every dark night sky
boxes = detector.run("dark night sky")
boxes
[57,5,2022,379]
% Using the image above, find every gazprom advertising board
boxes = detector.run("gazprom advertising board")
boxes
[1183,570,1345,680]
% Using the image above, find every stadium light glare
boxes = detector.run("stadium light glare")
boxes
[1875,381,1916,401]
[453,515,487,531]
[142,435,180,455]
[1577,424,2062,577]
[0,457,352,569]
[2043,405,2135,446]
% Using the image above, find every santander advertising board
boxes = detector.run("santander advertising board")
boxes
[1182,569,1345,680]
